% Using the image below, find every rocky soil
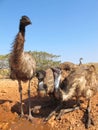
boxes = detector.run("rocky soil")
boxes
[0,78,98,130]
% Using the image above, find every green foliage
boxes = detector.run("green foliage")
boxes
[28,51,61,70]
[0,52,98,77]
[0,51,61,77]
[0,69,10,78]
[0,54,9,60]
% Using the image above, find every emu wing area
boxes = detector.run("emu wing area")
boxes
[61,65,98,101]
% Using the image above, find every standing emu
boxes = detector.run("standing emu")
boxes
[9,16,36,120]
[79,57,83,66]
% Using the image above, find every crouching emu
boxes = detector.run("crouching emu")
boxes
[9,16,36,121]
[50,64,97,129]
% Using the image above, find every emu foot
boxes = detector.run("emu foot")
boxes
[27,114,34,122]
[19,113,33,122]
[19,111,25,118]
[19,113,28,120]
[85,117,94,129]
[56,106,79,120]
[85,109,94,129]
[44,111,57,122]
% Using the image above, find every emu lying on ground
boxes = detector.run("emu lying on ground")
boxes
[9,16,36,120]
[48,64,97,128]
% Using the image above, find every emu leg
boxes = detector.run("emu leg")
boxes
[44,103,63,121]
[56,106,79,120]
[56,96,80,120]
[85,99,94,129]
[18,80,24,117]
[28,80,33,121]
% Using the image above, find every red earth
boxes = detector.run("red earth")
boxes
[0,78,98,130]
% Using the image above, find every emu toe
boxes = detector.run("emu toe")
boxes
[27,114,34,122]
[85,109,94,129]
[85,117,94,129]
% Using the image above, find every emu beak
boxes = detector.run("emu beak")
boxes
[30,21,32,24]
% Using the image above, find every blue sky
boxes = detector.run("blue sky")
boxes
[0,0,98,64]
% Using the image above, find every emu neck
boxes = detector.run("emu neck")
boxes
[19,23,25,36]
[12,23,26,64]
[54,74,61,91]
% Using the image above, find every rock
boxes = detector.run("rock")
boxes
[0,122,9,130]
[1,89,7,93]
[2,101,11,112]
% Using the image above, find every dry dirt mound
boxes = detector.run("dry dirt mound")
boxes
[0,79,98,130]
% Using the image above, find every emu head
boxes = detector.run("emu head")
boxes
[36,70,46,82]
[20,16,32,26]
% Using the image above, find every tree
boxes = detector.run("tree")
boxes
[28,51,61,70]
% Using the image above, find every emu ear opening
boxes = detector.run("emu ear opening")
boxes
[89,65,96,72]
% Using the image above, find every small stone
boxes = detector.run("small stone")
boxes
[2,101,11,112]
[1,89,7,93]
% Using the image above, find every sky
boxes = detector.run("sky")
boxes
[0,0,98,64]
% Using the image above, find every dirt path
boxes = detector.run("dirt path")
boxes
[0,79,98,130]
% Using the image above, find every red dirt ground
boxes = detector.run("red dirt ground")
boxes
[0,78,98,130]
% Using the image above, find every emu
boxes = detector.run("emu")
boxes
[9,16,36,120]
[56,64,98,128]
[79,57,83,66]
[40,64,98,128]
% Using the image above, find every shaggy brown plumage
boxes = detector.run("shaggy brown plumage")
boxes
[42,64,98,128]
[9,16,36,120]
[58,64,98,128]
